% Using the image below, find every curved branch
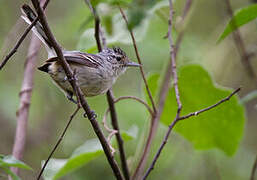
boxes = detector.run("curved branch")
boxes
[102,96,154,127]
[114,96,154,116]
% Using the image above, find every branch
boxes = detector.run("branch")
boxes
[114,96,154,116]
[9,32,41,178]
[131,1,193,179]
[84,1,130,179]
[251,154,257,180]
[178,87,241,120]
[29,0,124,179]
[106,91,130,180]
[167,0,182,113]
[143,87,240,179]
[37,106,80,179]
[102,96,154,124]
[119,7,157,114]
[0,17,39,70]
[8,1,49,178]
[224,0,257,81]
[0,0,49,70]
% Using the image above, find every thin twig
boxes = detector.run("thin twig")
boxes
[0,0,49,70]
[84,0,102,52]
[84,1,130,179]
[114,96,154,116]
[37,106,80,180]
[178,88,241,120]
[167,0,182,112]
[131,1,193,179]
[251,154,257,180]
[102,95,154,128]
[10,33,41,178]
[29,1,124,179]
[224,0,257,81]
[143,87,240,179]
[106,91,130,180]
[119,7,157,114]
[141,1,181,179]
[0,17,38,70]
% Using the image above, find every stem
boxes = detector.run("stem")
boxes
[84,1,130,179]
[37,106,80,179]
[119,7,157,114]
[30,0,124,179]
[143,88,240,179]
[10,33,41,178]
[107,91,130,180]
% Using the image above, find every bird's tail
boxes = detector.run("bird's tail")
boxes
[21,4,55,57]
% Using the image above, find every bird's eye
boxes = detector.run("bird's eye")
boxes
[116,57,122,61]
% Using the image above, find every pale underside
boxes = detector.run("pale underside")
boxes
[48,62,116,97]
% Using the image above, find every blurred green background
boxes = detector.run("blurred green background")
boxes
[0,0,257,179]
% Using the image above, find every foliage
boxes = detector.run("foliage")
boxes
[218,4,257,42]
[0,0,253,179]
[146,65,245,155]
[43,127,137,179]
[0,155,32,180]
[77,0,169,51]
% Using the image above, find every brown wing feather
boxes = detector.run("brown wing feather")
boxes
[46,52,103,68]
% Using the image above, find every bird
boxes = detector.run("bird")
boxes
[21,4,140,103]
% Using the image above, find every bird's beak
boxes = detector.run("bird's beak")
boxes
[125,61,141,67]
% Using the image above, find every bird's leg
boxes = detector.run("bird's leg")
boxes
[66,91,77,104]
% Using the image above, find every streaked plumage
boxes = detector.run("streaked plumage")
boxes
[21,4,140,101]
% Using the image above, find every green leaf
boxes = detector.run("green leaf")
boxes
[77,0,169,51]
[1,166,21,180]
[0,155,32,170]
[120,125,139,141]
[146,65,245,156]
[44,139,103,180]
[218,4,257,42]
[43,125,138,179]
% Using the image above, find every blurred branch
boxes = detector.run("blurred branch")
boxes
[84,0,102,52]
[0,18,23,58]
[118,7,157,179]
[0,0,49,71]
[251,154,257,180]
[114,96,154,116]
[9,0,48,178]
[37,106,80,179]
[106,90,130,180]
[102,96,154,123]
[127,0,193,179]
[9,33,41,178]
[143,87,241,179]
[28,0,124,179]
[141,0,182,179]
[0,17,39,70]
[119,6,157,114]
[84,1,130,179]
[224,0,257,82]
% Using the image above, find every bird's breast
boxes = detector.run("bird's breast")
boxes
[48,62,116,97]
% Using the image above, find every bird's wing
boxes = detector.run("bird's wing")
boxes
[46,51,103,68]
